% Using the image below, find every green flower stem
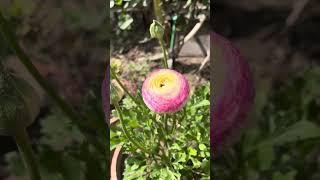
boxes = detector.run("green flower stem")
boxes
[154,115,167,140]
[171,115,176,134]
[162,114,172,164]
[153,0,164,24]
[149,114,171,167]
[152,0,169,69]
[154,115,173,166]
[157,138,171,167]
[164,114,169,133]
[0,11,91,131]
[150,123,169,167]
[13,128,41,180]
[159,39,169,69]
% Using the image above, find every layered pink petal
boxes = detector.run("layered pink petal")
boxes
[211,32,255,152]
[142,69,190,113]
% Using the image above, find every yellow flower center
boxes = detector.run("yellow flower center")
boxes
[148,71,180,97]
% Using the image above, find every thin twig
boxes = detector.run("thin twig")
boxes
[184,14,206,43]
[286,0,310,28]
[198,49,210,72]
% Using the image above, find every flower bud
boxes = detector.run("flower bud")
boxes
[149,20,164,40]
[0,67,40,135]
[110,79,124,105]
[111,58,122,74]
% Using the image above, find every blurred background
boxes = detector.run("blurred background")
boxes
[0,0,107,179]
[212,0,320,179]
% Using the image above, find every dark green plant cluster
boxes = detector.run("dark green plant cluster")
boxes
[213,67,320,180]
[111,84,210,179]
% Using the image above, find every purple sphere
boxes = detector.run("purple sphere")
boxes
[211,32,255,153]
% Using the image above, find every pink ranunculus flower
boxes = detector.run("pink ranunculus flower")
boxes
[142,69,190,113]
[211,32,255,153]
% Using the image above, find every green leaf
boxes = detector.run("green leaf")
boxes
[192,100,210,109]
[184,0,193,8]
[166,167,181,180]
[5,152,26,176]
[188,147,197,156]
[190,158,202,168]
[258,146,274,170]
[61,156,86,180]
[119,15,133,30]
[170,143,181,151]
[248,120,320,153]
[177,152,187,163]
[123,161,146,180]
[115,0,123,6]
[272,170,297,180]
[199,143,207,151]
[131,164,139,171]
[39,110,85,150]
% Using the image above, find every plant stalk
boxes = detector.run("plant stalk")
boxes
[152,0,169,69]
[153,0,164,24]
[162,114,172,165]
[171,114,177,133]
[159,39,169,69]
[154,115,173,167]
[13,128,41,180]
